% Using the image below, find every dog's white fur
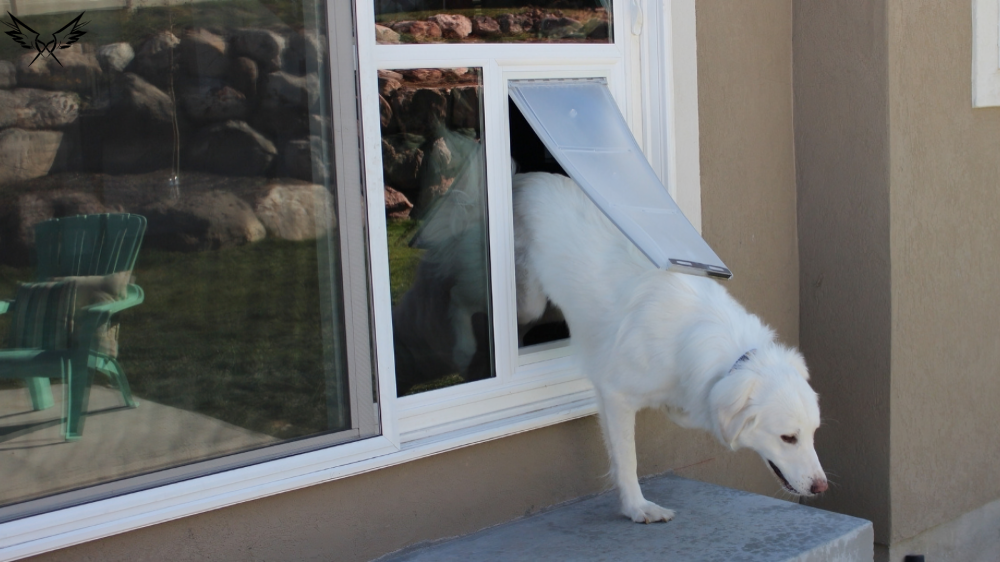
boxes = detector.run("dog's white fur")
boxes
[513,172,827,523]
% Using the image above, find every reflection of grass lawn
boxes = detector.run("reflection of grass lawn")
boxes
[386,218,425,306]
[0,239,340,440]
[0,218,445,430]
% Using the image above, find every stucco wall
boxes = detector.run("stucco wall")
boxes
[793,0,893,544]
[23,2,800,560]
[887,0,1000,544]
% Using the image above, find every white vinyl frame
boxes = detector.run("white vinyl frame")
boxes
[972,0,1000,106]
[0,1,701,560]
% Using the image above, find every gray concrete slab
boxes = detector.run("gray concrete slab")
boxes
[378,473,873,562]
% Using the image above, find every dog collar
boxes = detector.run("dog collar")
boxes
[729,349,757,373]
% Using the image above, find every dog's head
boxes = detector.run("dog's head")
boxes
[709,348,828,497]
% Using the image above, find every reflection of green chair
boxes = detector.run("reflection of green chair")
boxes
[0,214,146,440]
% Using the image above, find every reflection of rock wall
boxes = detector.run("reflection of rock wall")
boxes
[374,6,610,44]
[0,25,329,184]
[0,23,338,265]
[378,69,484,217]
[0,170,335,266]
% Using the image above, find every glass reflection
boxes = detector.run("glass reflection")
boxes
[380,68,494,395]
[0,0,371,512]
[374,0,612,45]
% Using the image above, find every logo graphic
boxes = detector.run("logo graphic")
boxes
[3,12,89,67]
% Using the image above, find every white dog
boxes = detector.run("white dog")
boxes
[512,172,828,523]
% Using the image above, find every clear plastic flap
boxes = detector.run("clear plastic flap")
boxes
[508,78,732,279]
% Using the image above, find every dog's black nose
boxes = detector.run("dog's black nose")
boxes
[810,479,828,494]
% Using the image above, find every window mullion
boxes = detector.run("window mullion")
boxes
[483,59,518,383]
[354,0,402,448]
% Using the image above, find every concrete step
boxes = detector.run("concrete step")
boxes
[377,473,873,562]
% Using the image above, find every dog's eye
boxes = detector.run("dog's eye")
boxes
[781,435,797,444]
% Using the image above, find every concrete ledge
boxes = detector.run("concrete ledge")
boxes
[378,473,873,562]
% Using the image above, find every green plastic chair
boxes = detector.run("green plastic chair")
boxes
[0,214,146,440]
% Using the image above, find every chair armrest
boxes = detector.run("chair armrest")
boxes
[0,299,10,315]
[78,284,145,316]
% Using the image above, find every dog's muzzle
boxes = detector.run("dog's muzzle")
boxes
[768,460,797,494]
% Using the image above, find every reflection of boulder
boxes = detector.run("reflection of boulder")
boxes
[498,14,533,34]
[229,57,259,99]
[187,120,276,176]
[97,43,135,74]
[418,129,482,211]
[381,133,424,192]
[384,185,413,219]
[427,14,472,39]
[261,71,319,111]
[98,133,178,175]
[472,16,501,37]
[178,29,229,78]
[539,17,584,38]
[450,86,481,131]
[0,61,15,88]
[375,25,401,44]
[379,95,393,130]
[181,84,248,122]
[400,68,442,83]
[231,28,286,73]
[378,70,403,96]
[281,136,327,183]
[283,31,325,75]
[252,71,319,138]
[106,73,176,129]
[422,137,456,197]
[391,21,442,40]
[16,43,102,93]
[389,87,448,134]
[587,21,610,40]
[254,182,335,241]
[0,129,71,185]
[0,190,106,266]
[131,31,180,89]
[0,89,80,129]
[143,190,265,252]
[94,74,181,173]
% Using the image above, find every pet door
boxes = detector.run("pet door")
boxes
[508,78,732,279]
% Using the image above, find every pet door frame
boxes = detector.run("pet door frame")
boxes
[362,1,705,444]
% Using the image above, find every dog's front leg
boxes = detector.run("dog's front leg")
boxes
[597,391,675,523]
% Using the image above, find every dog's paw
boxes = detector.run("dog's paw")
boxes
[622,500,675,524]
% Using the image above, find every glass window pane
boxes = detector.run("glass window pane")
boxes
[380,67,494,396]
[0,0,376,516]
[374,1,612,45]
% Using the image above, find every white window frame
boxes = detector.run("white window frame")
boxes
[0,1,701,559]
[973,0,1000,106]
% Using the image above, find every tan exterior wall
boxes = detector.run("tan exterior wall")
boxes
[887,0,1000,544]
[23,2,800,561]
[793,0,893,544]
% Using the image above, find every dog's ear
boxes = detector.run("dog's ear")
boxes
[789,350,810,380]
[710,371,761,450]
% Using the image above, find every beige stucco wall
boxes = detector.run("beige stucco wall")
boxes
[793,0,893,544]
[887,0,1000,544]
[796,0,1000,550]
[23,2,800,560]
